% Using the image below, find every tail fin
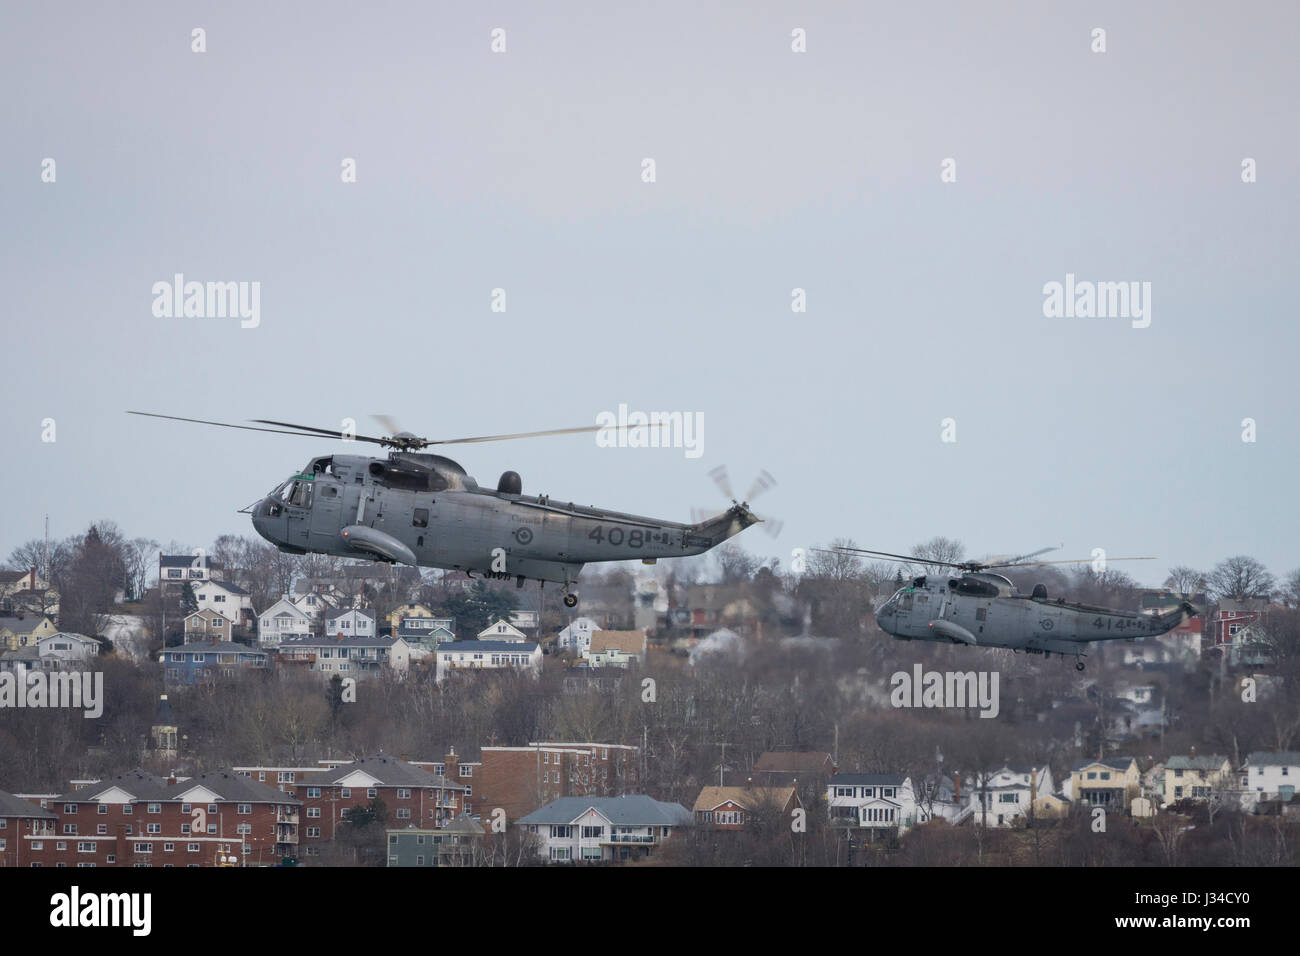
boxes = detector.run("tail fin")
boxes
[686,503,761,549]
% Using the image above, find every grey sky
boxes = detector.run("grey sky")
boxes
[2,2,1296,585]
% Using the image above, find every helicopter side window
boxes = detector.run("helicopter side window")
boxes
[320,485,338,499]
[976,607,987,621]
[900,593,913,611]
[288,480,313,509]
[413,508,428,528]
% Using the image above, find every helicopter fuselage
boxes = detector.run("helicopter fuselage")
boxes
[249,452,757,588]
[875,572,1196,659]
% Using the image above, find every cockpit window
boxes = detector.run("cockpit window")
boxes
[286,478,313,509]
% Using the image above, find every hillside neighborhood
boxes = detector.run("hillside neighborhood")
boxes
[1,526,1298,866]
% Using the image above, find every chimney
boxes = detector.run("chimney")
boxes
[400,753,408,763]
[953,775,961,802]
[166,772,177,786]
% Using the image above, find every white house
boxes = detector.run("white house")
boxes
[293,588,342,620]
[193,579,254,628]
[0,632,102,672]
[435,640,542,683]
[477,619,528,643]
[827,773,925,835]
[517,795,691,863]
[36,632,102,663]
[257,597,313,648]
[1243,751,1300,807]
[963,765,1055,827]
[585,629,647,668]
[324,607,377,639]
[278,634,412,676]
[557,617,600,655]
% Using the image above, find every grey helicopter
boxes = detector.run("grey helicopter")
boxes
[128,411,770,608]
[832,545,1199,670]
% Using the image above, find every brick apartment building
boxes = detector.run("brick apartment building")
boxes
[0,788,57,868]
[280,755,469,860]
[447,742,641,824]
[20,769,301,867]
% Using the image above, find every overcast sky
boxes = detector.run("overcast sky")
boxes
[2,2,1296,586]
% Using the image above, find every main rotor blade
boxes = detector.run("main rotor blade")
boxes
[988,546,1061,567]
[426,423,649,446]
[984,556,1157,570]
[127,411,384,443]
[831,546,968,569]
[251,419,389,443]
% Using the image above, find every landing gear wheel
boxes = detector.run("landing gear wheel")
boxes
[1075,660,1086,672]
[563,593,578,608]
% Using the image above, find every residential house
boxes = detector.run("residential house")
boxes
[0,615,58,651]
[1212,598,1268,647]
[0,568,45,598]
[1163,754,1233,804]
[257,597,312,647]
[586,629,647,668]
[30,768,301,867]
[435,640,542,683]
[160,642,270,686]
[556,617,601,655]
[517,795,691,863]
[693,785,800,830]
[389,602,435,629]
[324,607,377,639]
[292,588,342,623]
[183,609,235,643]
[1070,757,1141,811]
[386,815,485,867]
[395,616,455,653]
[1242,751,1300,809]
[828,773,925,834]
[193,580,254,631]
[961,766,1054,827]
[1,632,102,674]
[477,619,528,643]
[277,634,412,676]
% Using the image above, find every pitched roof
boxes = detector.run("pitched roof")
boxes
[1166,755,1229,771]
[200,579,249,596]
[1245,751,1300,767]
[692,786,797,813]
[518,795,692,827]
[754,751,833,774]
[0,789,56,818]
[590,630,646,655]
[1072,757,1137,773]
[326,607,376,624]
[296,754,467,791]
[0,615,52,634]
[0,571,28,584]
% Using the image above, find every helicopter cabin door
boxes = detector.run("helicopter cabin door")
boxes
[309,476,345,552]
